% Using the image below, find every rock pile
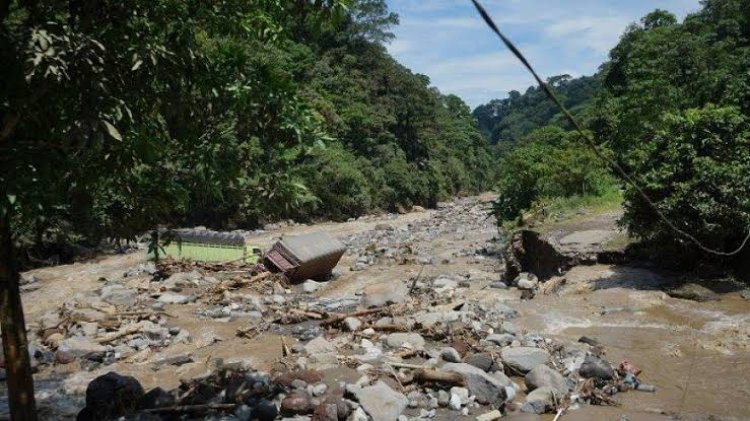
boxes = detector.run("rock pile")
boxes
[8,196,655,420]
[344,198,501,271]
[71,265,650,420]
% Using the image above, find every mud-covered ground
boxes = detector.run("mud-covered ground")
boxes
[2,194,749,421]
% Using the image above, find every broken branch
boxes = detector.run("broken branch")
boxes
[95,323,144,344]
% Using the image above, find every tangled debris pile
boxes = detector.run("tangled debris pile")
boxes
[23,261,280,373]
[66,264,654,420]
[3,197,665,420]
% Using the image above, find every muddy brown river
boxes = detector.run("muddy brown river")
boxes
[3,195,749,420]
[512,265,750,420]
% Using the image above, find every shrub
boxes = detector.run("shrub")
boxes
[492,126,616,221]
[621,106,750,252]
[302,145,374,220]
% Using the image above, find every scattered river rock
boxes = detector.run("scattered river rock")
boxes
[500,346,550,374]
[347,381,408,421]
[386,332,425,349]
[441,362,513,406]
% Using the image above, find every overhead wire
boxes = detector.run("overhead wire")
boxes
[469,0,750,257]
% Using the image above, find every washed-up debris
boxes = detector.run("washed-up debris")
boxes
[16,196,661,420]
[264,231,346,283]
[148,228,264,265]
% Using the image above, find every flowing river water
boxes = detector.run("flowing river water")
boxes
[511,265,750,420]
[3,195,748,420]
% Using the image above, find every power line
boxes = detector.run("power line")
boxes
[470,0,750,257]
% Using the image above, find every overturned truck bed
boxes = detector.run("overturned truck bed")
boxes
[264,231,346,282]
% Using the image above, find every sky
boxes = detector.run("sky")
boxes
[385,0,702,109]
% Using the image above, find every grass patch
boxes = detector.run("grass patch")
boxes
[542,187,623,218]
[501,187,623,234]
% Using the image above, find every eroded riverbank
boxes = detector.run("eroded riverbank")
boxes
[1,194,748,420]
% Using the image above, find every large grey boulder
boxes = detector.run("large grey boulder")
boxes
[464,353,500,373]
[578,355,614,380]
[441,363,512,407]
[500,347,550,374]
[362,281,409,308]
[157,292,192,304]
[100,284,136,307]
[346,381,408,421]
[525,365,568,396]
[521,386,555,414]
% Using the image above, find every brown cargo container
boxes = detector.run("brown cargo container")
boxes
[264,232,346,282]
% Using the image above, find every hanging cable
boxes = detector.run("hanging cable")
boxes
[470,0,750,257]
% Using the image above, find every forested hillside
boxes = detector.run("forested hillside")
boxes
[472,74,600,154]
[597,3,750,257]
[0,0,494,255]
[487,0,750,262]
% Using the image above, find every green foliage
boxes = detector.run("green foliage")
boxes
[622,106,750,251]
[492,127,616,221]
[598,0,750,255]
[473,75,600,154]
[298,144,373,220]
[482,0,750,261]
[597,2,750,157]
[1,0,494,258]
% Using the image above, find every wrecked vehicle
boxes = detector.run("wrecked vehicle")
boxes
[149,229,264,264]
[264,232,346,282]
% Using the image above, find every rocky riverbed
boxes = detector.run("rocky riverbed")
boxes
[1,194,749,420]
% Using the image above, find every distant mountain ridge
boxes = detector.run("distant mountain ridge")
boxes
[472,74,600,153]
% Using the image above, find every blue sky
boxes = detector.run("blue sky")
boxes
[386,0,702,108]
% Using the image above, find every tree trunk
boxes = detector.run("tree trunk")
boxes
[0,210,37,420]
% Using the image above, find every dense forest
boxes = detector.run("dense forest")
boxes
[1,1,749,417]
[482,0,750,263]
[0,0,494,258]
[473,74,600,154]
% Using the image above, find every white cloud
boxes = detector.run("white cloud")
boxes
[386,0,703,108]
[387,38,415,55]
[544,16,631,53]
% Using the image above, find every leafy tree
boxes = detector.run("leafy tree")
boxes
[491,127,615,221]
[346,0,400,43]
[472,74,601,153]
[597,0,750,259]
[0,0,345,417]
[622,106,750,256]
